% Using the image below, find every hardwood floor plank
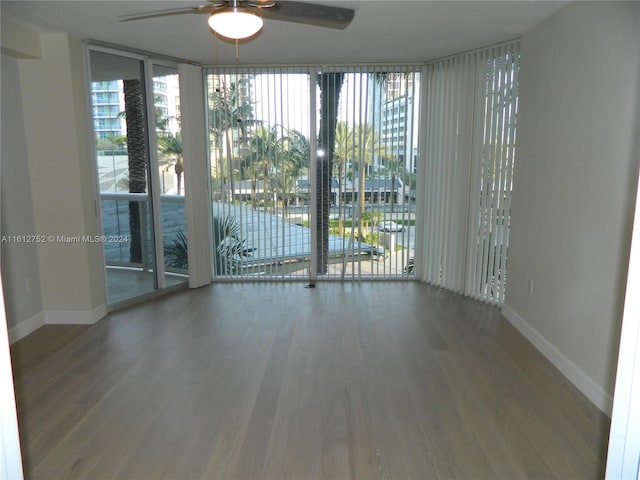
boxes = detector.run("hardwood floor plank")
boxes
[261,296,341,479]
[380,298,494,480]
[200,321,278,477]
[340,306,379,480]
[435,350,529,480]
[353,290,443,480]
[230,321,295,479]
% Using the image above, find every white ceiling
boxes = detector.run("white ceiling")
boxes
[1,1,566,65]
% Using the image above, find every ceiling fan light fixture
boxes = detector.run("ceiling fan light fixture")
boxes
[208,7,263,40]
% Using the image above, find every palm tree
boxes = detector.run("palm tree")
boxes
[333,122,355,233]
[238,153,262,209]
[209,79,254,203]
[316,72,345,274]
[277,128,310,212]
[122,79,148,264]
[379,157,402,215]
[281,129,310,178]
[164,229,188,270]
[158,133,183,195]
[353,124,390,240]
[164,215,254,275]
[243,125,281,212]
[212,215,254,275]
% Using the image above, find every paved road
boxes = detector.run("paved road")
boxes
[391,225,415,252]
[403,225,416,249]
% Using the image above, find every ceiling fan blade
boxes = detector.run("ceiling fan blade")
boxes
[260,1,354,29]
[119,5,217,22]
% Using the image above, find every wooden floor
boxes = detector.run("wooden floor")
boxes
[11,282,610,479]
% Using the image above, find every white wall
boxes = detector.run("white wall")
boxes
[1,53,44,331]
[18,33,106,314]
[0,16,41,60]
[504,1,640,414]
[1,22,108,338]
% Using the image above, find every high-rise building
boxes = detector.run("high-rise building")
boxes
[91,76,180,142]
[380,72,420,174]
[91,80,124,139]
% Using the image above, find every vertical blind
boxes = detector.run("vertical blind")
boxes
[316,66,420,280]
[207,67,313,279]
[206,65,420,280]
[417,42,520,303]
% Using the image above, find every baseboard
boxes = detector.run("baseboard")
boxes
[44,303,108,325]
[501,303,613,417]
[8,311,46,344]
[8,304,108,343]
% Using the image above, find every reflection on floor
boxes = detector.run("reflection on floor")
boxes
[106,267,187,305]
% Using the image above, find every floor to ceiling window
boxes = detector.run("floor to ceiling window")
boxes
[206,65,420,280]
[88,47,188,305]
[87,47,517,298]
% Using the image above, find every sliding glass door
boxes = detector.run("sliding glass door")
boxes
[89,48,188,305]
[153,64,189,286]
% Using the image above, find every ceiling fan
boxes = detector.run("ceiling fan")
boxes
[119,0,355,40]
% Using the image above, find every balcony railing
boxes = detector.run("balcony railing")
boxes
[100,193,414,279]
[100,193,187,271]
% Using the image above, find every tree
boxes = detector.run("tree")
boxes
[209,79,254,202]
[164,229,189,270]
[379,157,402,215]
[353,124,390,240]
[333,122,355,234]
[316,72,345,274]
[123,79,148,265]
[276,128,310,212]
[212,215,254,275]
[158,133,183,195]
[330,120,391,240]
[96,135,127,152]
[239,126,310,213]
[281,129,310,179]
[242,125,280,212]
[165,215,254,275]
[238,151,262,209]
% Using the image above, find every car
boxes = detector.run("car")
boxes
[378,221,403,232]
